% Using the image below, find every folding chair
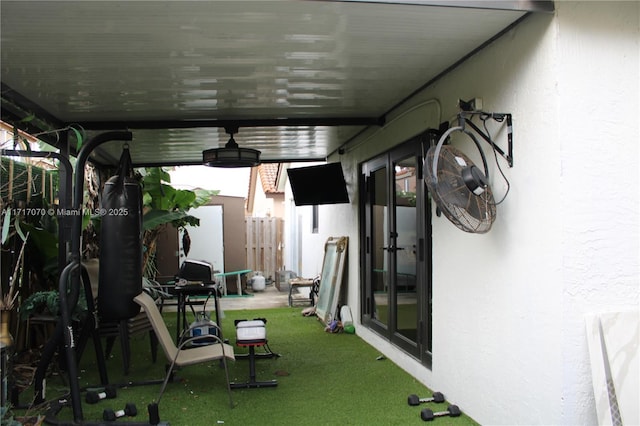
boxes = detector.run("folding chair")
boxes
[133,292,235,408]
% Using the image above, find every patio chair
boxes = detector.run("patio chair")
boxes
[83,260,158,375]
[98,312,158,375]
[133,292,236,408]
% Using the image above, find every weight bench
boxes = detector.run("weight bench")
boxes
[230,319,278,389]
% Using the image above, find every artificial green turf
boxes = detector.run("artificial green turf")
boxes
[13,307,478,425]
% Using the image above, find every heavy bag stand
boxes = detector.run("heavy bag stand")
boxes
[5,132,169,424]
[57,132,134,424]
[0,148,110,408]
[38,131,166,425]
[55,132,173,425]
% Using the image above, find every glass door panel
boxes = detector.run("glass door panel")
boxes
[371,166,389,328]
[360,130,432,366]
[393,156,418,343]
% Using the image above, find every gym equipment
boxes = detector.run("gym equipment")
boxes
[148,402,160,425]
[98,146,143,321]
[420,405,462,421]
[408,391,445,406]
[189,312,219,346]
[30,132,178,426]
[58,131,132,422]
[45,397,169,426]
[103,403,137,421]
[86,385,117,404]
[230,319,278,389]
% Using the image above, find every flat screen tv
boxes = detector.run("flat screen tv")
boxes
[287,162,350,206]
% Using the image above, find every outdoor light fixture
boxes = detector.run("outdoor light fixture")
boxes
[203,129,261,168]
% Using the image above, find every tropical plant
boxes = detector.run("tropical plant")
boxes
[0,234,28,311]
[19,289,87,322]
[0,406,24,426]
[1,124,75,310]
[138,167,217,278]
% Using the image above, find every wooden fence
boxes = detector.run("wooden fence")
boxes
[245,217,284,284]
[1,157,57,207]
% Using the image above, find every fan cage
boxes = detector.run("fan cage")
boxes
[424,145,496,234]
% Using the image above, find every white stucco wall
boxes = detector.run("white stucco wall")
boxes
[287,2,639,424]
[555,3,639,424]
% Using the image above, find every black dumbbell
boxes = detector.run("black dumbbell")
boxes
[85,385,117,404]
[408,391,445,406]
[148,402,160,425]
[103,403,137,421]
[420,405,461,421]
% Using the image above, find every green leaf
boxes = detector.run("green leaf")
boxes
[69,126,84,151]
[181,215,200,227]
[22,136,32,154]
[142,192,153,206]
[193,189,218,207]
[2,209,12,244]
[143,209,189,231]
[20,290,87,321]
[19,222,58,260]
[157,185,175,210]
[171,188,196,209]
[14,216,28,242]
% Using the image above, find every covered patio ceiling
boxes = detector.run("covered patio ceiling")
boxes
[1,1,553,167]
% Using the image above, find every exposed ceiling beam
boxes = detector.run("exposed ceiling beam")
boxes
[76,117,385,131]
[322,0,554,13]
[128,157,324,169]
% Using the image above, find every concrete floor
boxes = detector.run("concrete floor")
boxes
[163,282,313,313]
[220,284,290,311]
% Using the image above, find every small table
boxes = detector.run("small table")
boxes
[214,269,252,296]
[173,283,221,343]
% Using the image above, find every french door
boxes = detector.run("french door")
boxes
[360,132,433,366]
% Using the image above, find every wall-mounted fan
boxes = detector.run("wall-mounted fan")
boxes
[424,126,496,233]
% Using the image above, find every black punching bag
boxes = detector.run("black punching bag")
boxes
[98,146,142,321]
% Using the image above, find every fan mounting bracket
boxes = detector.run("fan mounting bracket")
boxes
[457,112,513,167]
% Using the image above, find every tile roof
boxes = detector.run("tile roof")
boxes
[259,163,281,194]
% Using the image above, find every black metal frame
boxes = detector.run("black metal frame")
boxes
[457,111,514,167]
[2,131,199,424]
[57,131,133,423]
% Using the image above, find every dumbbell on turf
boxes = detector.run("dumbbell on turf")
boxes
[85,385,117,404]
[103,403,137,421]
[420,405,461,421]
[408,392,445,406]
